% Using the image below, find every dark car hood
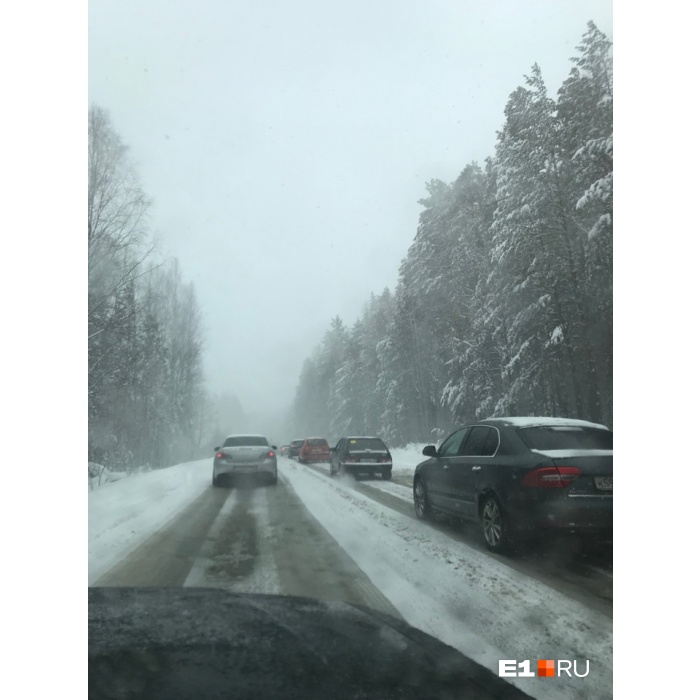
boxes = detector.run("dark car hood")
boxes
[89,588,533,700]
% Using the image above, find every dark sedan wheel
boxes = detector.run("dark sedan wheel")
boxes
[381,469,391,481]
[480,496,509,553]
[413,478,432,520]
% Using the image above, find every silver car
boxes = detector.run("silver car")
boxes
[212,434,278,487]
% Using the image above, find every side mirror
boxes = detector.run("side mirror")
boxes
[422,445,438,458]
[214,446,220,451]
[271,445,278,450]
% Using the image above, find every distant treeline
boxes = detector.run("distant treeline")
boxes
[290,23,612,446]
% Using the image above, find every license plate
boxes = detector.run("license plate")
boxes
[594,477,613,491]
[360,458,375,463]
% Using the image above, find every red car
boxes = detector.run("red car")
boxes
[298,437,330,464]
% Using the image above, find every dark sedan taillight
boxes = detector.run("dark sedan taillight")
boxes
[379,456,392,462]
[521,466,581,488]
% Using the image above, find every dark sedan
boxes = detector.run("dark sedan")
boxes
[330,436,392,480]
[413,417,612,553]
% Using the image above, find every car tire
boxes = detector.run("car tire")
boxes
[413,478,433,520]
[381,469,391,481]
[269,471,278,486]
[480,495,510,553]
[212,473,221,488]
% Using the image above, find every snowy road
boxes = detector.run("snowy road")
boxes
[302,460,613,617]
[89,456,613,700]
[97,464,400,617]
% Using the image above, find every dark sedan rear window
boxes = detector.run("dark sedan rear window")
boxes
[222,436,269,447]
[348,438,388,452]
[308,438,328,446]
[517,426,612,451]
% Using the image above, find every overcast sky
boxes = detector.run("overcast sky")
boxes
[88,0,612,418]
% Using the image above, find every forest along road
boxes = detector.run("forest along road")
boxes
[94,469,400,618]
[299,458,613,618]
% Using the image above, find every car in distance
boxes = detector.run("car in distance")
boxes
[298,437,331,464]
[330,436,393,480]
[288,439,304,459]
[279,444,289,457]
[213,434,278,487]
[413,417,612,553]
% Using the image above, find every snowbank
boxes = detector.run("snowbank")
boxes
[88,463,129,490]
[88,458,213,583]
[389,443,426,477]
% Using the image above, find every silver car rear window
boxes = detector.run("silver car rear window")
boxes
[222,436,269,447]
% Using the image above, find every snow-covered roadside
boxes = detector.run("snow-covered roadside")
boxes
[88,463,130,490]
[389,443,425,478]
[88,458,213,584]
[361,477,414,503]
[279,459,612,700]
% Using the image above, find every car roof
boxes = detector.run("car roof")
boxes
[303,436,328,441]
[479,417,610,430]
[224,434,268,439]
[343,436,384,440]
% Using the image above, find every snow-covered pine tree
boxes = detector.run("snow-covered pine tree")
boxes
[290,23,613,442]
[557,21,613,426]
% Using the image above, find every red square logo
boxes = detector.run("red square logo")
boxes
[538,660,555,677]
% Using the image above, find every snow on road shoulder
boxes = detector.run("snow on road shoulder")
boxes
[88,458,213,584]
[362,478,414,503]
[279,459,612,700]
[389,443,425,478]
